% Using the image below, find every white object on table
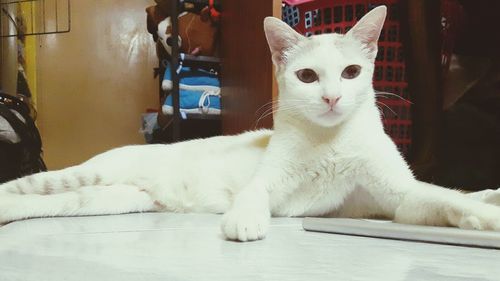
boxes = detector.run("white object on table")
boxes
[303,217,500,249]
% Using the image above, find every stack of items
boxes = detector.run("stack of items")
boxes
[146,0,221,118]
[154,10,219,57]
[146,0,220,53]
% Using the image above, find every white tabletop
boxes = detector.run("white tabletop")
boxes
[0,213,499,281]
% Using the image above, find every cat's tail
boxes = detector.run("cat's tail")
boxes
[0,167,108,195]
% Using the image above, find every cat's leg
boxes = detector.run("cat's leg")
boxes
[221,135,301,242]
[0,184,159,224]
[349,132,500,230]
[465,188,500,207]
[355,170,500,230]
[221,186,270,242]
[394,181,500,230]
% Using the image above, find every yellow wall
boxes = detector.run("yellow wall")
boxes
[0,3,37,103]
[20,2,38,107]
[36,0,158,169]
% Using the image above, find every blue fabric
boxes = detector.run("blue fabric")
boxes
[163,63,220,88]
[164,89,221,110]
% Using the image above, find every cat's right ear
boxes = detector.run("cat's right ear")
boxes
[346,6,386,61]
[263,17,303,68]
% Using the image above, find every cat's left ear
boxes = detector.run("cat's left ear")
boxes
[346,6,387,60]
[264,17,304,68]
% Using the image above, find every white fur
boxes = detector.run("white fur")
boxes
[1,6,500,242]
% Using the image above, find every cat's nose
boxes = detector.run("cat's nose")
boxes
[322,96,341,107]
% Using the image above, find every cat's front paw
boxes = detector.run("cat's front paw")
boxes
[455,207,500,231]
[482,189,500,207]
[221,206,270,242]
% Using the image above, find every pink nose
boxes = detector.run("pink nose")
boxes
[322,96,341,107]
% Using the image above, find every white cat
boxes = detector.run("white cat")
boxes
[1,6,499,242]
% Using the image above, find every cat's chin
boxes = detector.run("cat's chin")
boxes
[309,111,345,127]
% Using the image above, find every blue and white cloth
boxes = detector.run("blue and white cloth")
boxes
[162,89,221,116]
[162,62,221,116]
[162,61,220,92]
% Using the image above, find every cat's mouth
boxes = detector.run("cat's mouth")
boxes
[319,108,341,118]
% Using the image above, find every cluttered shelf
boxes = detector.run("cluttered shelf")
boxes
[145,0,222,143]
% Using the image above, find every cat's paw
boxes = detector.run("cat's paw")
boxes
[482,189,500,207]
[221,206,270,242]
[454,207,500,231]
[467,188,500,207]
[457,215,500,231]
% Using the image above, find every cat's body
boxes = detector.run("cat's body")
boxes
[1,6,500,241]
[0,131,266,216]
[0,106,396,220]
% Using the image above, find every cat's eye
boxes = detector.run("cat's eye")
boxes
[341,65,361,79]
[296,69,319,83]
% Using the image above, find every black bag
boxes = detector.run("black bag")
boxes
[0,92,46,184]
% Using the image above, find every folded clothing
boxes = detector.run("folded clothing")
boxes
[162,62,220,91]
[162,89,221,116]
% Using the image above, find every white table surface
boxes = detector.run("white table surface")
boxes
[0,213,499,281]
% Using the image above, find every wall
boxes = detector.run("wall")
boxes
[0,2,18,95]
[36,0,158,169]
[220,0,281,134]
[20,1,38,107]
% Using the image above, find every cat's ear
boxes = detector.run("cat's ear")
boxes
[264,17,303,67]
[346,6,386,60]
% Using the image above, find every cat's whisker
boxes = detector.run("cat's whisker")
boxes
[258,103,296,119]
[375,104,386,118]
[255,100,288,116]
[258,101,284,115]
[375,91,413,105]
[376,101,397,117]
[262,104,308,117]
[254,105,287,128]
[255,102,275,116]
[254,103,314,127]
[258,106,277,118]
[255,99,313,117]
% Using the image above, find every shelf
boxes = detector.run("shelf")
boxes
[154,0,222,142]
[159,39,221,69]
[153,109,222,144]
[178,53,221,68]
[180,113,220,120]
[161,110,221,121]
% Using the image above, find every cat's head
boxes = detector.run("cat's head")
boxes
[264,6,386,127]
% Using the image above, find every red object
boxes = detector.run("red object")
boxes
[209,0,221,19]
[282,0,316,5]
[282,0,462,158]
